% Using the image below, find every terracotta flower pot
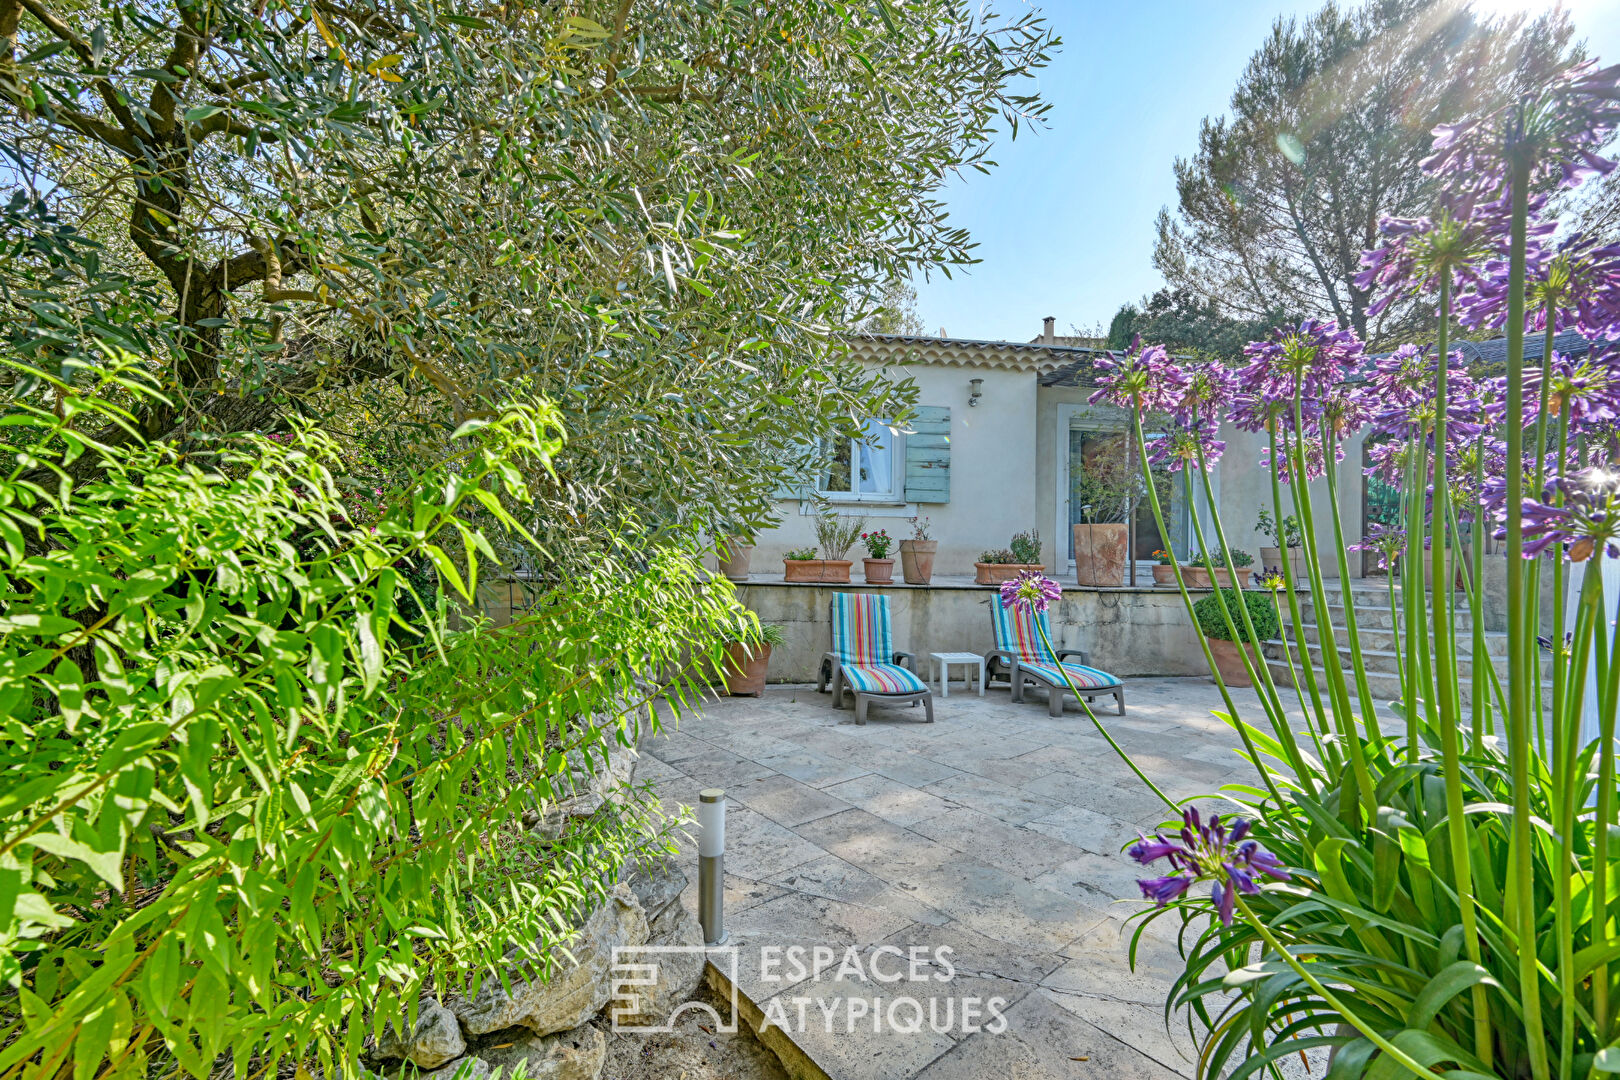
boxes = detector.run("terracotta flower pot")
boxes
[1151,564,1176,586]
[974,562,1044,586]
[1259,546,1307,581]
[783,559,852,583]
[719,641,771,697]
[899,539,938,584]
[1072,523,1127,586]
[1206,638,1259,687]
[863,557,895,584]
[718,539,753,582]
[1181,565,1211,588]
[1210,567,1253,590]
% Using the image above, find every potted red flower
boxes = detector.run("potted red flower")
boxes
[861,528,895,584]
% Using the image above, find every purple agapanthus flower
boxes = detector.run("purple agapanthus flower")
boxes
[1130,807,1287,926]
[1261,434,1340,484]
[1514,468,1620,562]
[1357,210,1503,319]
[1239,319,1363,404]
[1231,392,1316,435]
[1424,61,1620,195]
[1350,523,1406,571]
[1362,343,1432,406]
[1519,349,1620,431]
[1088,340,1189,413]
[999,569,1062,613]
[1170,360,1241,429]
[1148,425,1225,473]
[1457,231,1620,341]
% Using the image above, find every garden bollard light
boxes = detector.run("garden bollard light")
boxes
[699,788,727,945]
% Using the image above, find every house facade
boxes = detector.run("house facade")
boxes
[750,327,1367,580]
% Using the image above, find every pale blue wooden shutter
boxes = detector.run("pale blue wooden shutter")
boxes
[903,406,950,503]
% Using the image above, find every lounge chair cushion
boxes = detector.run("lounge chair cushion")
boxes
[990,602,1061,664]
[831,592,894,666]
[840,662,928,695]
[1017,660,1122,691]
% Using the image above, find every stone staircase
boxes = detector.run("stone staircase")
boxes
[1258,580,1546,709]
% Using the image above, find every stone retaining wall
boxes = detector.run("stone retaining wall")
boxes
[736,581,1209,682]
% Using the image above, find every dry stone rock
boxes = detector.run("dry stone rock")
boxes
[624,857,686,923]
[472,1024,606,1080]
[376,997,466,1069]
[609,894,704,1030]
[450,884,648,1036]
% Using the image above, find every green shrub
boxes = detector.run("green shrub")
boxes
[978,548,1016,564]
[1009,530,1042,564]
[1192,588,1279,643]
[785,546,820,561]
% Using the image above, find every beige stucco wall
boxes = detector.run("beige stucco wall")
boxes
[750,360,1042,577]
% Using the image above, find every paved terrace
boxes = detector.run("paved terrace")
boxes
[639,679,1318,1080]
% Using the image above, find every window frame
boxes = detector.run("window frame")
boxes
[814,420,905,504]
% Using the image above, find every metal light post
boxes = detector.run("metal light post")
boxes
[698,788,727,945]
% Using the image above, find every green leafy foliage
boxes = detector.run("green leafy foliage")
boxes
[0,363,741,1080]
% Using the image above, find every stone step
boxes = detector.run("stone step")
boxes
[1302,602,1480,633]
[1259,660,1550,711]
[1261,639,1546,680]
[1280,621,1509,656]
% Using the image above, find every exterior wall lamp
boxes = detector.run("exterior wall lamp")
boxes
[968,377,983,407]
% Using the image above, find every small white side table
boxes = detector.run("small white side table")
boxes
[929,651,986,698]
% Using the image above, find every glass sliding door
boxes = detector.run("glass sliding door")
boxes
[1060,412,1188,568]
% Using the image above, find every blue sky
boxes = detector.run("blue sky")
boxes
[914,0,1620,344]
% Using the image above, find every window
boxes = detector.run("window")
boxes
[818,420,901,501]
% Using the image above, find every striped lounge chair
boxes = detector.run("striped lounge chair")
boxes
[816,593,934,725]
[987,602,1124,717]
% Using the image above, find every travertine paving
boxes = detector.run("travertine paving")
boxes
[639,678,1308,1080]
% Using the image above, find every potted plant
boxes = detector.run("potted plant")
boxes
[1181,551,1212,589]
[898,515,937,585]
[1209,549,1254,590]
[1193,587,1279,687]
[1151,549,1177,587]
[1255,509,1305,580]
[974,531,1044,585]
[1072,435,1135,586]
[860,528,895,584]
[716,621,784,697]
[717,535,754,582]
[782,545,830,582]
[782,508,864,583]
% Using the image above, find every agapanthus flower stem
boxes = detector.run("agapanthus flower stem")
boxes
[1231,895,1440,1080]
[1504,150,1552,1080]
[1429,275,1493,1069]
[1289,392,1377,822]
[1188,444,1300,747]
[1593,582,1620,1039]
[1270,427,1334,747]
[1128,413,1294,807]
[1317,430,1382,741]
